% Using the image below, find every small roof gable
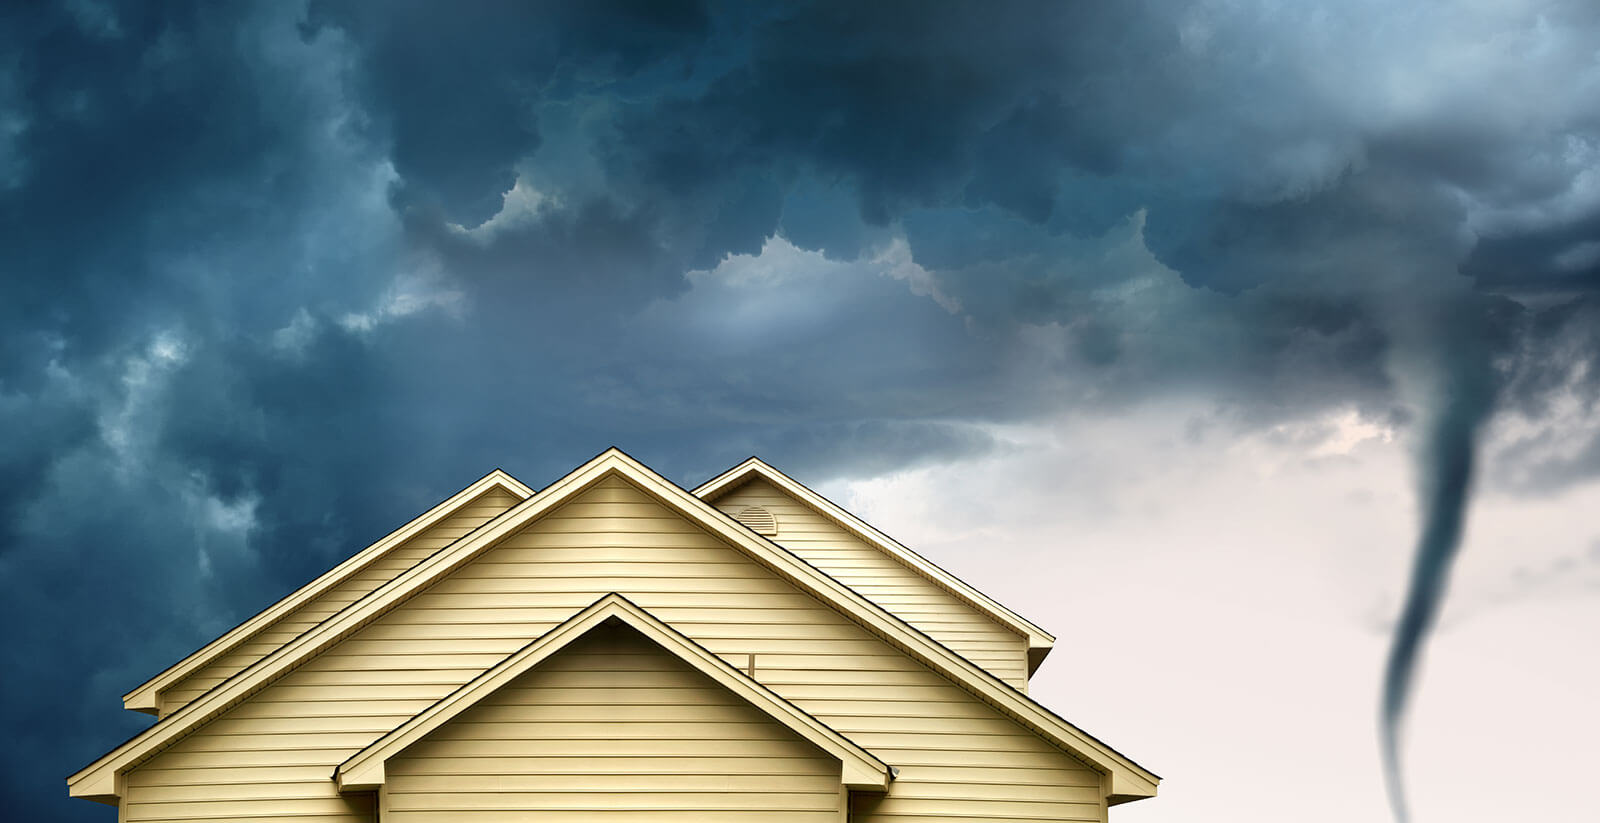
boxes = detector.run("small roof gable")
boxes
[695,457,1057,673]
[336,593,891,793]
[72,448,1156,804]
[119,468,535,714]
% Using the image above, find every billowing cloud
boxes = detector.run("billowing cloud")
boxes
[4,2,1600,820]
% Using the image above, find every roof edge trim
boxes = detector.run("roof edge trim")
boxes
[119,469,536,713]
[694,457,1056,662]
[73,448,1155,803]
[335,593,891,793]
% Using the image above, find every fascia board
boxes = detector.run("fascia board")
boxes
[336,593,890,793]
[694,458,1056,664]
[120,470,535,714]
[76,448,1155,802]
[74,451,640,795]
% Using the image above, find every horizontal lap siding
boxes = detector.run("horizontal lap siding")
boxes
[124,476,1101,823]
[383,622,842,822]
[157,488,522,715]
[713,479,1030,689]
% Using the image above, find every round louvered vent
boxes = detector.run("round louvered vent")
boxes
[735,505,778,535]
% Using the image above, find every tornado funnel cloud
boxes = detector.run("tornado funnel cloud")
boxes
[1380,377,1491,823]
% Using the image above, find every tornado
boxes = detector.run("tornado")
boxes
[1380,344,1495,823]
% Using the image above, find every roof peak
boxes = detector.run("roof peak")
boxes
[336,592,891,793]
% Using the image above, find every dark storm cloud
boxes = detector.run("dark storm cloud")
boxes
[302,0,711,225]
[1482,295,1600,492]
[0,3,436,817]
[1464,216,1600,292]
[5,2,1600,821]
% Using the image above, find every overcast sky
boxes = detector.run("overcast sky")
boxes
[4,2,1599,821]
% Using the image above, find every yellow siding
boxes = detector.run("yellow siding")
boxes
[123,475,1102,823]
[713,478,1031,689]
[383,621,843,822]
[157,487,522,715]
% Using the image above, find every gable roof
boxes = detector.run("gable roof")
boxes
[72,448,1157,804]
[120,468,536,714]
[336,593,891,793]
[695,457,1057,673]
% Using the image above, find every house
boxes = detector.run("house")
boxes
[70,448,1158,821]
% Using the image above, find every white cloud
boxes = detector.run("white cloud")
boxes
[271,307,318,354]
[338,263,465,334]
[660,234,968,351]
[100,330,191,473]
[686,234,824,288]
[186,484,260,580]
[688,234,966,314]
[447,175,557,244]
[871,237,962,313]
[824,399,1600,823]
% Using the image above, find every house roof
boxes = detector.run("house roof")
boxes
[695,457,1058,674]
[119,469,535,714]
[336,593,891,793]
[72,448,1157,804]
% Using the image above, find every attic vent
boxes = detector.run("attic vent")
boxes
[735,505,778,535]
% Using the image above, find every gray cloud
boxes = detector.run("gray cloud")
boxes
[5,2,1600,820]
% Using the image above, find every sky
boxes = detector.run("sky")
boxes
[3,1,1599,821]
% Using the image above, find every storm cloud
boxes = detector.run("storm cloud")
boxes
[4,1,1599,819]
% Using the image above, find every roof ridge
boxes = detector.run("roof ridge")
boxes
[692,456,1057,672]
[336,592,890,793]
[119,467,536,714]
[72,448,1156,804]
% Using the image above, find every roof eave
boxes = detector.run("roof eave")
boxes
[694,457,1057,648]
[117,469,535,713]
[334,593,891,794]
[75,449,1152,800]
[1027,641,1053,676]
